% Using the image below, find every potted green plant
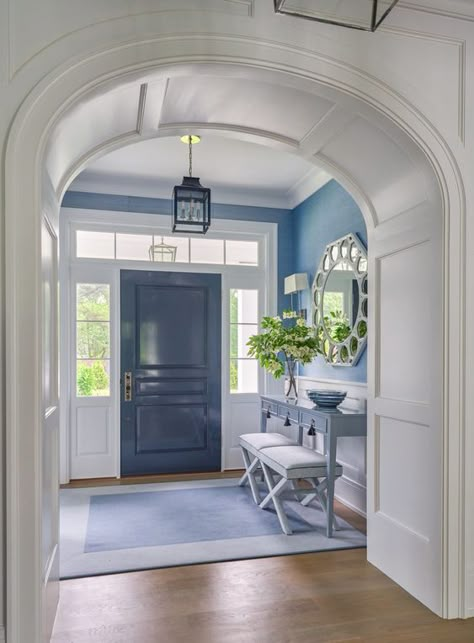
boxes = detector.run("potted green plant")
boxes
[247,310,321,399]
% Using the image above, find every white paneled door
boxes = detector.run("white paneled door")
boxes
[367,212,443,614]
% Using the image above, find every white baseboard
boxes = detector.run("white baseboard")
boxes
[336,476,367,517]
[465,568,474,618]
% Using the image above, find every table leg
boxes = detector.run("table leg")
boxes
[260,406,268,433]
[326,431,338,538]
[298,424,303,445]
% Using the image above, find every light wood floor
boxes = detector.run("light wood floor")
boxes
[53,485,472,643]
[52,548,474,643]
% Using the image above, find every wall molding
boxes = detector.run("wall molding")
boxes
[297,375,367,517]
[398,1,474,22]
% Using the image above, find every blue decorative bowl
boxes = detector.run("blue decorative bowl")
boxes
[306,389,347,408]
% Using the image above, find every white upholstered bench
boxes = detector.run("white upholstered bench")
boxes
[258,445,343,536]
[239,432,298,504]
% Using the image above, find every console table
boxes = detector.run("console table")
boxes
[260,394,367,537]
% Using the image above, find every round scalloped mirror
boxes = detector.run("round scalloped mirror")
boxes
[312,233,368,366]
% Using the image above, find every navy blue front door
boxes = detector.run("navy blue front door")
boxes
[120,270,221,475]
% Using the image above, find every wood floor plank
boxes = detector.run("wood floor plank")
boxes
[52,550,474,643]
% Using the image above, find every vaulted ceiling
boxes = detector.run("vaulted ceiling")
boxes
[67,75,343,209]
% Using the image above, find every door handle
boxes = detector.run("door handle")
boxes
[124,371,132,401]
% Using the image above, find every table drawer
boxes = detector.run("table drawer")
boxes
[300,412,327,432]
[262,401,278,415]
[278,405,299,422]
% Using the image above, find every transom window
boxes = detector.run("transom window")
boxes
[75,230,259,267]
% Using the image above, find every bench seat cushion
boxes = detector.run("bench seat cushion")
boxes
[259,445,343,479]
[240,433,298,455]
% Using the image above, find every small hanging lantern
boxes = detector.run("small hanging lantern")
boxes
[274,0,399,32]
[172,135,211,234]
[149,237,177,263]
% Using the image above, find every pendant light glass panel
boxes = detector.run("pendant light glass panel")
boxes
[173,177,211,234]
[172,135,211,234]
[274,0,399,31]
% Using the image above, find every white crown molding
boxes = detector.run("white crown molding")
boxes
[69,172,299,210]
[70,166,332,210]
[287,168,332,209]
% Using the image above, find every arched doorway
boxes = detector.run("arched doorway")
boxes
[5,39,465,642]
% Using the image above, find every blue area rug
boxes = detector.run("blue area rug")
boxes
[86,485,316,552]
[60,479,366,579]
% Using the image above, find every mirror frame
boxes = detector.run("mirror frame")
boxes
[312,233,368,366]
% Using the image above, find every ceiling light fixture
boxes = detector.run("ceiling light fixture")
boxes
[273,0,399,32]
[172,135,211,234]
[149,236,177,263]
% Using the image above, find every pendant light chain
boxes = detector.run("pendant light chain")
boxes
[188,135,193,177]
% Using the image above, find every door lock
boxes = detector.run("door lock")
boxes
[124,371,132,401]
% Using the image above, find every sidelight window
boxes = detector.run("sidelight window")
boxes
[76,283,111,397]
[230,289,259,393]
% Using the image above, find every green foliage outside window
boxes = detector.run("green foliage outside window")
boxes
[76,284,110,396]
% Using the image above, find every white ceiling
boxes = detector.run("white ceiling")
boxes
[68,74,337,209]
[72,134,332,209]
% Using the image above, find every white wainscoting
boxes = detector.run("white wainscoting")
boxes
[296,376,367,517]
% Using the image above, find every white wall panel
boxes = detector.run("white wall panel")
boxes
[75,407,109,456]
[71,404,115,478]
[378,241,432,404]
[376,416,432,540]
[8,0,254,76]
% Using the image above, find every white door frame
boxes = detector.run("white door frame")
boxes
[4,47,467,642]
[60,208,277,482]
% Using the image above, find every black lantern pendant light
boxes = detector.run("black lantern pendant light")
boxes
[172,135,211,234]
[274,0,399,32]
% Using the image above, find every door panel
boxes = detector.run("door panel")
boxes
[121,270,221,475]
[367,214,443,615]
[41,216,60,641]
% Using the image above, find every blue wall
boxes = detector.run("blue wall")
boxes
[63,181,367,382]
[291,180,367,383]
[62,191,293,314]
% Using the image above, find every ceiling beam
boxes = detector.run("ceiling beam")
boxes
[299,105,355,159]
[136,79,169,136]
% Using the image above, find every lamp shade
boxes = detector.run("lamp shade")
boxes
[284,273,309,295]
[274,0,399,32]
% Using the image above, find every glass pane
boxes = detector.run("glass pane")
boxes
[230,359,258,394]
[77,284,110,321]
[76,231,115,259]
[230,324,258,358]
[116,233,153,261]
[77,359,110,397]
[230,289,258,324]
[76,322,110,358]
[226,240,259,266]
[190,238,224,264]
[161,236,189,263]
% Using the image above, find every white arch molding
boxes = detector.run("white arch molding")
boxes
[4,34,467,643]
